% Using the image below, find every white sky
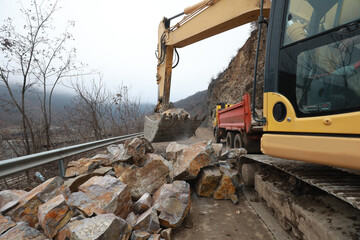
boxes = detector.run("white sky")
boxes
[1,0,251,104]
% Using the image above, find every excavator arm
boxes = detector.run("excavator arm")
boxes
[155,0,271,112]
[145,0,270,142]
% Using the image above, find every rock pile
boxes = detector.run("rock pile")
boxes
[0,137,246,239]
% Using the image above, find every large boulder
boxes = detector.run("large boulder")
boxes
[133,207,160,233]
[171,142,217,181]
[38,194,73,238]
[107,144,132,165]
[119,154,171,200]
[0,222,48,240]
[195,166,222,198]
[213,167,240,204]
[67,175,132,219]
[165,142,187,161]
[0,190,27,213]
[56,214,132,240]
[133,193,152,215]
[65,158,101,178]
[126,138,154,166]
[6,177,68,227]
[153,181,191,228]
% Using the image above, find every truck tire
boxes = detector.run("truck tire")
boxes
[214,127,221,143]
[234,133,243,148]
[226,131,235,148]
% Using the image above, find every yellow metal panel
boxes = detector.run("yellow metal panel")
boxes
[168,0,271,48]
[263,92,360,134]
[261,134,360,170]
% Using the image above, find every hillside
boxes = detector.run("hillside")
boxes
[174,90,207,118]
[174,28,266,127]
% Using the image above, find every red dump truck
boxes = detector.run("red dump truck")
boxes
[213,93,263,153]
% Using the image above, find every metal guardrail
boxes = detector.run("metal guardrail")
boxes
[0,132,144,178]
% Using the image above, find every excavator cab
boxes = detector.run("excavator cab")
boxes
[262,0,360,169]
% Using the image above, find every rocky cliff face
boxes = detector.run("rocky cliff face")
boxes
[206,28,267,125]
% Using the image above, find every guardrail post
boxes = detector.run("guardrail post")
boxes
[58,159,65,178]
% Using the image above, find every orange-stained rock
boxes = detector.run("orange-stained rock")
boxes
[114,163,131,178]
[57,214,131,240]
[67,175,132,219]
[195,166,222,197]
[171,142,211,181]
[212,168,239,204]
[0,213,16,235]
[38,194,73,238]
[0,190,27,214]
[133,207,160,233]
[7,177,67,227]
[119,154,171,200]
[133,193,152,215]
[64,172,102,192]
[153,181,191,228]
[165,142,187,161]
[0,222,48,240]
[65,158,101,178]
[126,138,154,166]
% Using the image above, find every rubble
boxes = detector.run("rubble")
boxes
[67,175,132,219]
[127,138,154,166]
[57,213,132,240]
[38,194,73,238]
[153,181,191,228]
[171,142,215,180]
[148,234,161,240]
[195,166,222,197]
[160,228,172,240]
[0,222,48,240]
[131,230,151,240]
[0,190,27,213]
[107,144,132,164]
[133,207,160,233]
[119,154,171,199]
[126,212,138,228]
[165,142,187,161]
[0,214,16,236]
[65,158,101,178]
[134,193,152,215]
[6,177,68,227]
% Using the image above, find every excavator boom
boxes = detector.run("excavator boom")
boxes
[145,0,271,142]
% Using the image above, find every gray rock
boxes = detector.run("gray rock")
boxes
[0,214,16,236]
[66,214,132,240]
[133,207,160,233]
[165,142,187,161]
[153,181,191,228]
[195,166,222,197]
[0,222,47,240]
[126,212,137,228]
[134,193,152,215]
[160,228,172,240]
[119,154,171,200]
[67,175,132,219]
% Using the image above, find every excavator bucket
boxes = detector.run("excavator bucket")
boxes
[144,109,205,142]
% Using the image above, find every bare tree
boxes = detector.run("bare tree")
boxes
[0,0,79,154]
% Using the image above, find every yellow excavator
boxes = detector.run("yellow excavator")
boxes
[144,0,360,170]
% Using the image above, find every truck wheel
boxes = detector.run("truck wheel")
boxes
[226,131,235,148]
[234,133,243,148]
[214,127,221,143]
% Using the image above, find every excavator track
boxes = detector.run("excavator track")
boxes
[242,154,360,210]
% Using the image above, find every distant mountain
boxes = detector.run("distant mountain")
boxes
[173,90,207,119]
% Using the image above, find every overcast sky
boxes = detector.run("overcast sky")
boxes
[1,0,251,104]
